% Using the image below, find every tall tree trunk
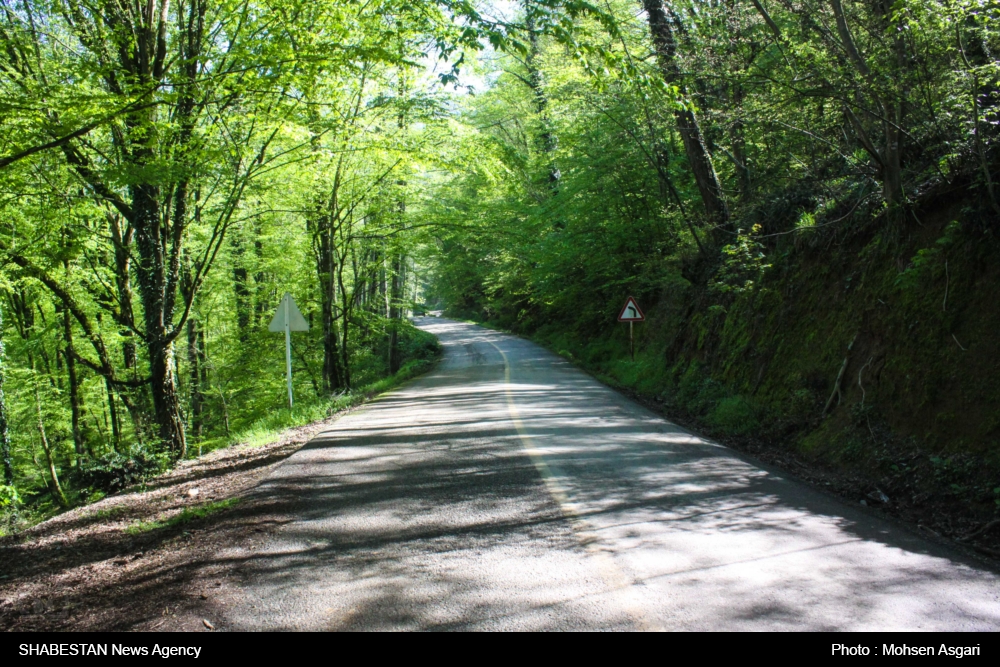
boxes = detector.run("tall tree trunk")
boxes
[368,252,380,315]
[314,214,344,393]
[389,64,408,373]
[109,213,138,370]
[379,260,388,317]
[831,0,905,208]
[63,300,85,469]
[883,0,906,209]
[186,318,204,439]
[524,2,560,188]
[337,258,353,388]
[642,0,730,226]
[198,328,208,420]
[105,377,121,449]
[132,177,186,457]
[253,226,267,325]
[0,304,13,486]
[724,0,751,206]
[120,1,198,459]
[388,252,403,374]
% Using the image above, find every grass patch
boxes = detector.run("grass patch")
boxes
[124,498,241,535]
[88,505,129,522]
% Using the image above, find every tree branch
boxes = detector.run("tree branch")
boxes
[1,245,122,384]
[0,99,160,171]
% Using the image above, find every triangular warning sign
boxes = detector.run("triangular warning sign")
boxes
[268,293,310,332]
[617,296,645,322]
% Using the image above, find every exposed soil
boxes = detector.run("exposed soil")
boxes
[0,416,344,632]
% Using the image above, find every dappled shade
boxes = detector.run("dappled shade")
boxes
[212,320,1000,631]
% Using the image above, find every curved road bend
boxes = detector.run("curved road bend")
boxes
[213,318,1000,631]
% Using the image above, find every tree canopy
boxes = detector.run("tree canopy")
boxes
[2,0,998,530]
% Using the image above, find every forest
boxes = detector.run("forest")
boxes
[2,0,999,540]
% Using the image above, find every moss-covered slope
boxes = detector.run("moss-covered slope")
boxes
[518,196,1000,551]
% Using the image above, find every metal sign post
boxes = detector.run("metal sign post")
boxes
[283,297,292,407]
[617,296,645,361]
[268,293,309,408]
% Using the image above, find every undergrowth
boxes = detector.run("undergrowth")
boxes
[1,325,441,537]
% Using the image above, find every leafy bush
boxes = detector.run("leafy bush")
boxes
[0,484,19,507]
[710,224,772,295]
[708,396,760,436]
[79,449,166,494]
[0,485,21,538]
[676,363,727,416]
[399,323,442,361]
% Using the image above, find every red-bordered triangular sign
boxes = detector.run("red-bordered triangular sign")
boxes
[618,296,645,322]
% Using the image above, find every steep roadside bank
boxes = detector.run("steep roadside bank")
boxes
[462,193,1000,560]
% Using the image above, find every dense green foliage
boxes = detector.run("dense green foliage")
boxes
[422,1,1000,523]
[2,0,999,535]
[0,0,457,531]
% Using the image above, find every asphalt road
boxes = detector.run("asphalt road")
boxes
[215,318,1000,631]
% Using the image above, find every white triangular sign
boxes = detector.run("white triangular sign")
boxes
[268,293,309,332]
[617,296,645,322]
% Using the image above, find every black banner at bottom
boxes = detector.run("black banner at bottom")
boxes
[2,631,997,658]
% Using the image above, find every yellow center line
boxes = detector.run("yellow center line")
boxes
[488,340,659,631]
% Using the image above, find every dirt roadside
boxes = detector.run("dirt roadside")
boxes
[0,415,346,632]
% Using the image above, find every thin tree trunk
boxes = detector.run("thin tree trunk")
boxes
[387,253,403,374]
[32,364,67,507]
[109,213,138,370]
[524,2,560,188]
[379,259,388,317]
[883,2,905,208]
[0,304,12,486]
[957,28,1000,216]
[337,257,353,389]
[105,377,121,449]
[729,82,752,203]
[253,224,267,325]
[389,65,407,373]
[232,234,251,341]
[368,255,379,315]
[63,300,85,469]
[642,0,730,226]
[186,318,204,439]
[830,0,905,207]
[315,214,344,393]
[198,328,208,420]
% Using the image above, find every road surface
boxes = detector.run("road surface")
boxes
[212,318,1000,631]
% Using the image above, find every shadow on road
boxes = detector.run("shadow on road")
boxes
[200,320,1000,631]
